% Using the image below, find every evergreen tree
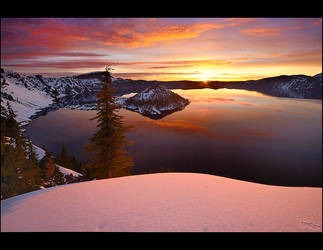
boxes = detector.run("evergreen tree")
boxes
[40,149,67,187]
[78,161,91,181]
[1,103,43,199]
[1,102,8,153]
[1,71,8,87]
[2,101,20,139]
[1,139,21,199]
[84,67,134,179]
[54,143,84,175]
[54,143,70,168]
[1,102,27,199]
[22,137,43,192]
[52,166,66,186]
[39,150,56,180]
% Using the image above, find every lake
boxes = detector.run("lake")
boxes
[25,88,322,187]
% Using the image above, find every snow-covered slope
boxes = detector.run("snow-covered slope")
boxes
[55,164,83,180]
[1,173,321,232]
[31,143,82,179]
[117,85,190,119]
[3,137,82,184]
[237,73,323,99]
[1,71,55,124]
[1,70,101,124]
[32,144,47,161]
[272,74,322,98]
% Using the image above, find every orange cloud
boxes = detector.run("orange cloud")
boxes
[240,26,302,37]
[2,18,321,79]
[97,22,225,48]
[312,19,322,26]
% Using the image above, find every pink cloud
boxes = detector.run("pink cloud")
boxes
[2,58,231,70]
[312,19,322,26]
[240,26,302,37]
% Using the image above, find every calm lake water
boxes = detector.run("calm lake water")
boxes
[25,88,322,187]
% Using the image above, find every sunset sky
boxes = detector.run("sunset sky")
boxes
[1,17,322,81]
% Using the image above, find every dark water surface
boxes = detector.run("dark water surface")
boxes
[25,89,322,187]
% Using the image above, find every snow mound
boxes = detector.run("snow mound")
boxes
[1,173,321,232]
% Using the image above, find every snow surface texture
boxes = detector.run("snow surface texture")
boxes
[1,173,321,232]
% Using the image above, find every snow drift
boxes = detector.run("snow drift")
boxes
[1,173,321,232]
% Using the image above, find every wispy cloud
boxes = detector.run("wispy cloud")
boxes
[312,19,322,26]
[3,58,232,70]
[240,26,302,37]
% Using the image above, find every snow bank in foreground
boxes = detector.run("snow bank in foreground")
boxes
[1,173,321,232]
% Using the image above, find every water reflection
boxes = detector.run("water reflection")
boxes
[25,89,322,187]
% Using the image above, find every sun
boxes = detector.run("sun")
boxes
[200,73,210,83]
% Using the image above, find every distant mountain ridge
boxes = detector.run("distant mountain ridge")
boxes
[73,70,322,99]
[1,68,322,124]
[217,73,322,99]
[2,68,322,99]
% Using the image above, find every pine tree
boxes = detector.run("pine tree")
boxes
[1,102,26,199]
[22,137,43,192]
[39,150,55,178]
[1,103,43,199]
[2,101,19,139]
[84,67,134,179]
[1,139,21,199]
[52,166,66,186]
[40,148,67,187]
[54,143,70,168]
[54,143,83,175]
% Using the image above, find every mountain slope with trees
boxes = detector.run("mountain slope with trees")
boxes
[1,101,83,200]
